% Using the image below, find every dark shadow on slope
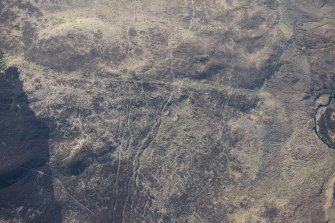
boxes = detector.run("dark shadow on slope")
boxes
[0,67,62,222]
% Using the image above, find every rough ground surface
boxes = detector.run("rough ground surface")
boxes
[0,0,335,222]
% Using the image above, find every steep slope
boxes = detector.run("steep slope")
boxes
[1,0,335,222]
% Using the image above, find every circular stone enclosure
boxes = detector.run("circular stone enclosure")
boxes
[315,97,335,149]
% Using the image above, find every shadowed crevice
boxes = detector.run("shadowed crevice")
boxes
[0,67,62,222]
